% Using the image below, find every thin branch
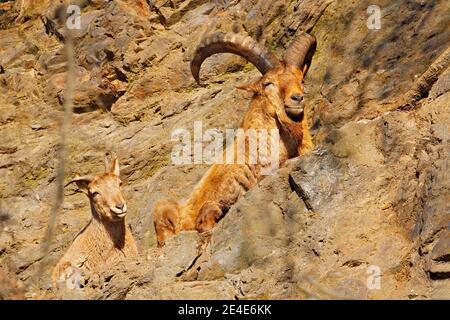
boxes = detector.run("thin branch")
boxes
[34,6,76,288]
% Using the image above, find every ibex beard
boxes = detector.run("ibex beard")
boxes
[153,31,316,247]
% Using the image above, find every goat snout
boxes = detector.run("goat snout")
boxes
[285,98,305,120]
[110,203,127,217]
[290,94,303,102]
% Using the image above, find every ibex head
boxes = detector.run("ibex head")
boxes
[191,32,316,122]
[65,154,127,222]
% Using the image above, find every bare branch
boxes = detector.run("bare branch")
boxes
[34,4,76,287]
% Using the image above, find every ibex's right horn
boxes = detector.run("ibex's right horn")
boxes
[283,32,317,77]
[191,32,281,84]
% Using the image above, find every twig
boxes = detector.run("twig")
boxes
[34,5,76,288]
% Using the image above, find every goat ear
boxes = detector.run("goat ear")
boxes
[236,80,260,93]
[74,180,89,193]
[65,175,94,193]
[110,156,120,176]
[302,64,309,77]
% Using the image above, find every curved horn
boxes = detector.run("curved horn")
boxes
[64,175,95,188]
[191,32,281,84]
[283,32,316,77]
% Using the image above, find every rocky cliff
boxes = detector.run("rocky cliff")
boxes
[0,0,449,299]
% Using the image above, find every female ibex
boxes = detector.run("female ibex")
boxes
[52,154,138,288]
[153,31,316,247]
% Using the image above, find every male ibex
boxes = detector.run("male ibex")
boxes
[153,31,316,246]
[52,154,138,288]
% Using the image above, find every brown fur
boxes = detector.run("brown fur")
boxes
[153,64,314,247]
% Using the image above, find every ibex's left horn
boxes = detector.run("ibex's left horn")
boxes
[283,32,316,77]
[191,32,281,84]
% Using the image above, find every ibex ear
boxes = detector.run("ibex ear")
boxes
[302,64,309,77]
[65,175,94,193]
[110,155,120,177]
[236,80,260,93]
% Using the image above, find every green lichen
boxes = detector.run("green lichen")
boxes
[23,166,48,189]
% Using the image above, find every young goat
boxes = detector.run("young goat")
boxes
[153,32,317,247]
[52,154,138,288]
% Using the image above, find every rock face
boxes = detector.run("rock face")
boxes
[0,0,449,299]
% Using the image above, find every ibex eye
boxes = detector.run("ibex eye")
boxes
[263,82,273,88]
[92,191,100,197]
